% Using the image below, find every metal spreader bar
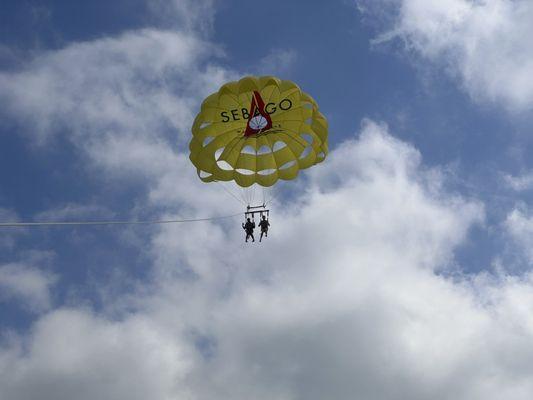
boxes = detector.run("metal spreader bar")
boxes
[244,204,269,221]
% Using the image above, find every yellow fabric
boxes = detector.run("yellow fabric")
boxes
[190,76,328,187]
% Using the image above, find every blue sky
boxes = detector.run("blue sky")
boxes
[2,1,533,399]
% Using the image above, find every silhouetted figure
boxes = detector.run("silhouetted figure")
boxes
[258,215,270,242]
[242,218,255,242]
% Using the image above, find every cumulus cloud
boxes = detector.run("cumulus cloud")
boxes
[147,0,216,34]
[12,122,533,400]
[0,309,194,400]
[3,5,533,398]
[504,172,533,192]
[0,261,56,312]
[34,203,114,222]
[505,207,533,264]
[0,27,238,214]
[0,29,225,144]
[255,48,298,76]
[359,0,533,112]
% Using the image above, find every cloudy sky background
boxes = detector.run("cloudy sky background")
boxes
[1,0,533,399]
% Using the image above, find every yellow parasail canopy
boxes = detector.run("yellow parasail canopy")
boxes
[189,76,328,187]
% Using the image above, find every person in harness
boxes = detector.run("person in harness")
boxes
[258,215,270,242]
[242,217,255,242]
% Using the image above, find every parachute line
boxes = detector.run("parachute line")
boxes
[265,188,282,207]
[0,213,242,228]
[214,180,248,206]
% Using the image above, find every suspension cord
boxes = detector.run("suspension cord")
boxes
[265,189,282,207]
[0,213,243,228]
[213,180,248,206]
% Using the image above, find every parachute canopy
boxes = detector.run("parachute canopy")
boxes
[190,76,328,187]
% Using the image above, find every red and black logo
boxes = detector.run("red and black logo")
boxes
[244,91,273,136]
[219,91,293,137]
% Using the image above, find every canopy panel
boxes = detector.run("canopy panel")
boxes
[190,76,328,187]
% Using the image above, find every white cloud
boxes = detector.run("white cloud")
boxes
[255,49,298,76]
[15,122,533,400]
[2,8,533,398]
[0,262,56,312]
[34,203,113,222]
[0,29,225,144]
[147,0,216,34]
[0,27,238,214]
[0,309,194,400]
[360,0,533,112]
[504,173,533,192]
[505,207,533,264]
